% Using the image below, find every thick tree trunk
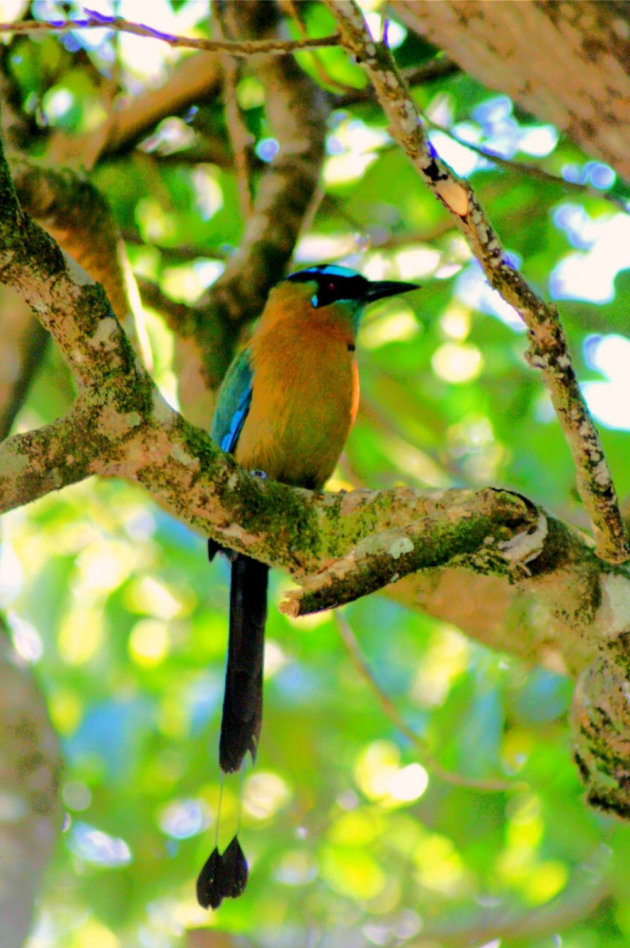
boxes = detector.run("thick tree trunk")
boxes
[392,0,630,181]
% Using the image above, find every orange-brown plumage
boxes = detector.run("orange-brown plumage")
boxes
[235,280,359,488]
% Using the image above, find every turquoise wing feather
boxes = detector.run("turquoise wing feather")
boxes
[211,349,253,454]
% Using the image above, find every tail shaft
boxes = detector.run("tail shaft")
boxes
[219,554,269,773]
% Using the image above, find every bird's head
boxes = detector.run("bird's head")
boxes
[285,265,419,331]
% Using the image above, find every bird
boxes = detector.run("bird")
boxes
[209,264,419,775]
[198,265,418,909]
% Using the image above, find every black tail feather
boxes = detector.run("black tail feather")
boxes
[208,538,222,562]
[219,554,269,773]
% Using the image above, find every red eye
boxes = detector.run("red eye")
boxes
[329,282,335,292]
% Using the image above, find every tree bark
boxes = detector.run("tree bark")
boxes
[392,0,630,181]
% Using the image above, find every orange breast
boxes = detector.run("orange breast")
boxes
[235,310,358,489]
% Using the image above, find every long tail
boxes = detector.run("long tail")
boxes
[219,553,269,773]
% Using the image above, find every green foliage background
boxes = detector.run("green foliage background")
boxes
[3,2,630,946]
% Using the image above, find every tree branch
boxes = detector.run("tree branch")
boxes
[333,57,460,107]
[0,8,340,57]
[325,0,629,566]
[11,162,133,324]
[3,1,326,422]
[281,488,546,616]
[47,50,224,168]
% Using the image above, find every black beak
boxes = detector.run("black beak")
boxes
[361,280,420,303]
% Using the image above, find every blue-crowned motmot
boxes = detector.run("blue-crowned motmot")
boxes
[198,265,418,908]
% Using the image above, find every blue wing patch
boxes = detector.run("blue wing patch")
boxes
[211,350,253,454]
[219,386,252,452]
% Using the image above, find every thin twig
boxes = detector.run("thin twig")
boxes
[213,1,253,220]
[426,121,630,215]
[137,277,197,335]
[121,229,229,261]
[0,9,340,57]
[280,0,358,94]
[326,0,629,565]
[333,57,459,107]
[335,613,517,793]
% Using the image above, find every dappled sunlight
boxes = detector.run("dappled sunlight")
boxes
[581,333,630,430]
[7,610,43,661]
[0,538,23,604]
[360,309,419,349]
[387,763,428,803]
[273,848,318,886]
[263,637,288,677]
[125,575,190,620]
[411,625,469,708]
[440,304,472,341]
[243,771,292,820]
[158,798,209,839]
[413,833,470,896]
[129,618,170,667]
[457,263,525,331]
[62,780,92,812]
[58,605,105,665]
[69,822,132,867]
[431,341,483,384]
[354,741,428,807]
[551,211,630,303]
